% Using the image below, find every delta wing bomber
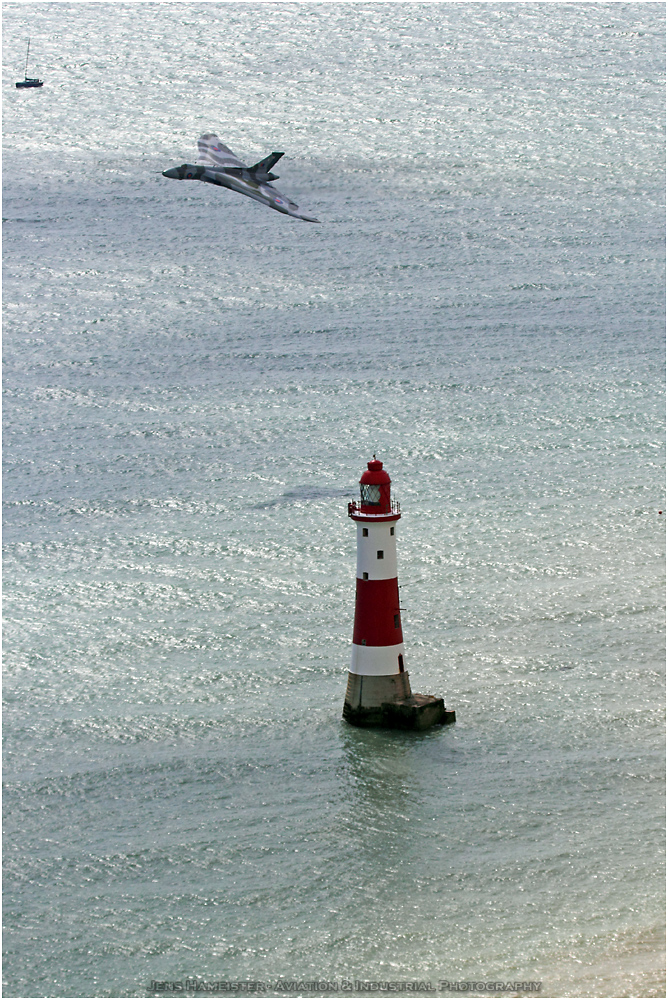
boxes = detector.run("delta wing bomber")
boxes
[163,134,320,222]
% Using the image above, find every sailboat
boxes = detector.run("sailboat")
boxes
[16,39,43,88]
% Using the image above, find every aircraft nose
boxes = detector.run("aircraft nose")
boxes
[162,166,181,179]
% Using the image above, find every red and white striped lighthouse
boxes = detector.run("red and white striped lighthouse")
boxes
[343,458,455,730]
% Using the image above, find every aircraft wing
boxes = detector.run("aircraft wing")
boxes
[197,134,246,171]
[264,183,320,223]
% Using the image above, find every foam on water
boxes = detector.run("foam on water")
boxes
[3,3,665,997]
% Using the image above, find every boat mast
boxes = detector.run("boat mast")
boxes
[24,38,30,79]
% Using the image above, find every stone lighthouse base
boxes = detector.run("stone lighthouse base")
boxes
[342,672,456,731]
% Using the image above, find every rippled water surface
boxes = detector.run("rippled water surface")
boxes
[3,3,665,998]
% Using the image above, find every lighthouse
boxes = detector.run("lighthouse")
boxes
[343,458,456,730]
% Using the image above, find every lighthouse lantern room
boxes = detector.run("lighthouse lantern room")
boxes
[343,458,455,730]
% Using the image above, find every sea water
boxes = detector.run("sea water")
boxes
[2,3,665,998]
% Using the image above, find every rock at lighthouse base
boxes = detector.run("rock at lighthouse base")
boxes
[343,672,456,730]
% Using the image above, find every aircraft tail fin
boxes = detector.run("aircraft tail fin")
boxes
[249,152,284,180]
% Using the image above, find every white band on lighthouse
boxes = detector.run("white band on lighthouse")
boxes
[350,642,406,676]
[356,521,398,580]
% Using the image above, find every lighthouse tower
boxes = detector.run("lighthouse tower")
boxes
[343,458,456,730]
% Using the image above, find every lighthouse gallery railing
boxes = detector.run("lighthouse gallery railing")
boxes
[348,499,401,517]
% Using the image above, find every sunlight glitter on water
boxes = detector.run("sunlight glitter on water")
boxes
[3,3,665,998]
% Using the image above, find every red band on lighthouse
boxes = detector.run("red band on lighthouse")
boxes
[352,578,403,646]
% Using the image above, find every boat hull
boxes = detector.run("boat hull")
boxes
[16,79,43,88]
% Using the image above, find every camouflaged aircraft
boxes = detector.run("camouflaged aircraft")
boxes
[162,134,320,222]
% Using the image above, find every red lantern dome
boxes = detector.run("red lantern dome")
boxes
[349,458,399,518]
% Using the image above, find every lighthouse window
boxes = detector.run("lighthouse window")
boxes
[377,550,384,559]
[394,614,400,628]
[398,655,405,672]
[361,484,381,505]
[363,572,368,580]
[390,526,395,536]
[362,528,368,537]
